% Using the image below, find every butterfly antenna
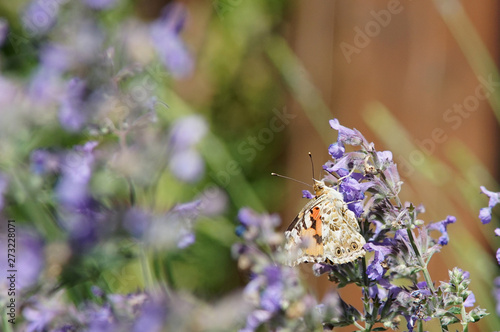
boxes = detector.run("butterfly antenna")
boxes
[271,173,312,188]
[308,152,315,180]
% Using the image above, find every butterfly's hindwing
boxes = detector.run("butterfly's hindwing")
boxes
[284,180,366,266]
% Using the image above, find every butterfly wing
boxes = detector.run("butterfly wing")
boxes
[284,195,329,265]
[320,196,366,264]
[284,189,366,266]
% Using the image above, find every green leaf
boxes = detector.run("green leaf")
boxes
[447,306,461,315]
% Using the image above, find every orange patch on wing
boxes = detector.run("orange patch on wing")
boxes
[300,207,323,256]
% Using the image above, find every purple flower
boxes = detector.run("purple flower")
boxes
[84,0,118,10]
[168,115,208,182]
[132,300,166,332]
[260,266,283,313]
[464,292,476,307]
[329,118,369,147]
[28,67,65,104]
[22,0,61,36]
[479,186,500,224]
[170,115,208,150]
[30,149,59,174]
[0,229,44,291]
[56,141,98,208]
[241,310,272,332]
[496,248,500,265]
[145,200,201,249]
[58,78,88,132]
[427,215,456,245]
[338,176,373,217]
[238,208,262,228]
[495,228,500,237]
[479,207,492,224]
[312,263,335,276]
[376,150,393,165]
[197,186,228,216]
[328,142,344,159]
[364,242,392,280]
[0,18,8,47]
[150,3,194,79]
[16,231,44,289]
[123,208,151,239]
[169,148,205,182]
[40,43,71,72]
[302,190,314,199]
[177,232,195,249]
[237,208,281,244]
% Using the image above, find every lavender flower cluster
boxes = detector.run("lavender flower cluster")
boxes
[0,1,225,331]
[234,119,489,331]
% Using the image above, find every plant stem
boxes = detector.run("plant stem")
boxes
[406,228,435,292]
[406,228,448,332]
[360,257,374,332]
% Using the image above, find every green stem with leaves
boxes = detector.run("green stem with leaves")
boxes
[406,228,448,332]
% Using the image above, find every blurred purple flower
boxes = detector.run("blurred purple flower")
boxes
[30,149,59,174]
[17,231,44,289]
[22,0,61,35]
[169,115,208,150]
[495,228,500,237]
[28,67,65,104]
[260,266,283,313]
[145,200,201,249]
[0,18,8,47]
[123,208,151,239]
[150,3,193,79]
[56,141,98,208]
[240,310,271,332]
[427,215,456,246]
[177,232,195,249]
[168,115,208,182]
[84,0,118,10]
[58,78,88,132]
[0,229,44,292]
[132,300,166,332]
[169,148,204,182]
[302,190,314,199]
[237,208,281,245]
[238,208,262,228]
[496,248,500,265]
[40,43,71,72]
[198,186,228,216]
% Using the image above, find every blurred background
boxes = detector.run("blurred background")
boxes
[0,0,499,331]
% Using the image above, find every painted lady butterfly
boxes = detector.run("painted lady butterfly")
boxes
[284,179,366,266]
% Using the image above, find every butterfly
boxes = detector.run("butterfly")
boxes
[284,179,366,266]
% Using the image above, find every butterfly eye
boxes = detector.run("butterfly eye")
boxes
[351,242,359,250]
[335,248,342,256]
